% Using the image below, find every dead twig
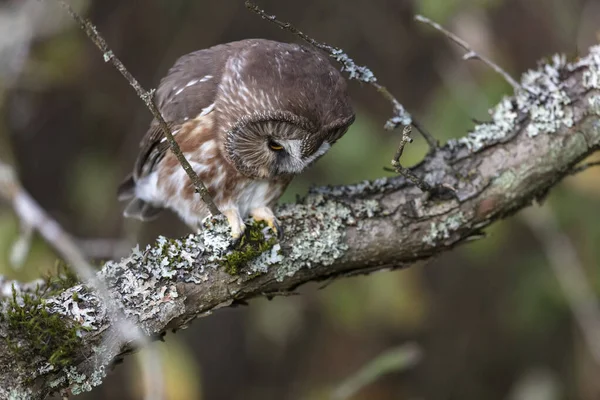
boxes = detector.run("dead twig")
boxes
[245,0,441,196]
[568,160,600,175]
[415,15,521,92]
[332,342,422,400]
[523,206,600,365]
[389,126,433,192]
[244,0,438,149]
[53,0,220,216]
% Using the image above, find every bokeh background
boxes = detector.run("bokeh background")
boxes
[1,0,599,399]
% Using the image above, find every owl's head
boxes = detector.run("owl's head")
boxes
[205,40,356,178]
[224,111,353,179]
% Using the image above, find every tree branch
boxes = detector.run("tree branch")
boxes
[0,28,599,400]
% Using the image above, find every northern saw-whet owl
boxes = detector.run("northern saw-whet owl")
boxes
[118,39,355,239]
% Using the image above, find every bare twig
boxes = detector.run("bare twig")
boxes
[245,0,440,195]
[244,0,438,148]
[568,160,600,175]
[415,15,521,92]
[0,159,164,400]
[389,126,432,192]
[51,0,220,216]
[332,343,422,400]
[392,125,414,166]
[77,238,133,260]
[523,206,600,365]
[9,221,34,269]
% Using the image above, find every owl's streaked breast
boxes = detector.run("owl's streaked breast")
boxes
[134,111,290,229]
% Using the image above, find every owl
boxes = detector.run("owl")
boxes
[118,39,355,239]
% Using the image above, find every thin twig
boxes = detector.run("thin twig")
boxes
[9,220,34,269]
[332,342,422,400]
[53,0,220,216]
[392,125,414,165]
[0,159,164,400]
[415,15,521,92]
[389,126,433,192]
[77,238,133,260]
[523,206,600,365]
[244,1,438,148]
[569,160,600,175]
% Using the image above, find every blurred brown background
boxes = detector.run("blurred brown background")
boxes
[1,0,599,399]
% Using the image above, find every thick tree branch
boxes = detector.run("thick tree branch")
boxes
[0,43,599,400]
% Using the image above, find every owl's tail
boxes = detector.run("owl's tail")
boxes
[117,175,163,221]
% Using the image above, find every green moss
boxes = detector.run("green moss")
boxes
[3,286,82,368]
[220,221,278,275]
[43,261,80,297]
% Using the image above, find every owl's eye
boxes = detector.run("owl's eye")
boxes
[268,140,284,151]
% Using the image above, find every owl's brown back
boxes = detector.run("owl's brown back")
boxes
[119,39,354,223]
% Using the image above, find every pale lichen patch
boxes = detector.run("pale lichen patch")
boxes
[65,365,106,396]
[450,97,518,151]
[310,177,398,198]
[4,388,33,400]
[518,54,574,137]
[448,47,600,152]
[590,95,600,115]
[247,243,283,274]
[569,44,600,89]
[350,198,383,219]
[422,212,466,246]
[274,195,352,282]
[46,286,104,331]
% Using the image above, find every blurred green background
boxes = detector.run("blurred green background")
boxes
[1,0,599,399]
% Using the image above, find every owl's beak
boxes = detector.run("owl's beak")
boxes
[302,141,331,167]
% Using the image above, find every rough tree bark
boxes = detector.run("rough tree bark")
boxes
[0,44,599,399]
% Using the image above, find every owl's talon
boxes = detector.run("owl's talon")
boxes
[250,207,283,241]
[270,218,284,241]
[230,232,243,249]
[223,208,246,245]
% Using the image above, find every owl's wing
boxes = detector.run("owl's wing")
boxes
[133,44,234,180]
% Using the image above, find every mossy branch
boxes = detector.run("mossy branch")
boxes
[0,35,599,400]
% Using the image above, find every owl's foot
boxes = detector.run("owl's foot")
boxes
[223,208,246,241]
[250,207,283,240]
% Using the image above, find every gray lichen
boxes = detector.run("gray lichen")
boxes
[310,177,398,198]
[274,194,353,281]
[448,47,600,152]
[518,54,574,137]
[422,212,466,246]
[5,388,33,400]
[66,365,106,395]
[451,97,518,151]
[590,95,600,115]
[330,48,376,83]
[247,240,283,275]
[493,170,518,193]
[46,286,103,331]
[97,217,232,327]
[570,44,600,89]
[349,198,383,219]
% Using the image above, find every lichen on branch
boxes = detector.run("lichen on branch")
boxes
[0,32,599,400]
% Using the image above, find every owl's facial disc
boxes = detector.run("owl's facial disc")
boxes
[224,116,334,179]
